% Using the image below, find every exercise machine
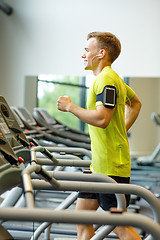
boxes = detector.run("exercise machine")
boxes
[11,106,91,150]
[0,96,160,239]
[137,112,160,166]
[33,107,90,137]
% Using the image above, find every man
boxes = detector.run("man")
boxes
[57,32,142,240]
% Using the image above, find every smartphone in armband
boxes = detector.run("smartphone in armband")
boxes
[96,85,117,108]
[104,86,116,108]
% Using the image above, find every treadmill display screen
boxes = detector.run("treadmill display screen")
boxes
[0,116,10,134]
[41,109,56,124]
[18,108,36,124]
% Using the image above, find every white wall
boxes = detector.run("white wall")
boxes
[0,0,160,106]
[0,0,160,155]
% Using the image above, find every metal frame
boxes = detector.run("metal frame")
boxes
[16,147,160,240]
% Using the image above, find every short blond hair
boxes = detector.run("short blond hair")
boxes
[87,32,121,63]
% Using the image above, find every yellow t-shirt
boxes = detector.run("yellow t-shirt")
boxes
[87,66,135,177]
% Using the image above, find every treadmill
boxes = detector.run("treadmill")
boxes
[0,96,30,240]
[33,107,91,143]
[11,106,91,150]
[0,96,160,240]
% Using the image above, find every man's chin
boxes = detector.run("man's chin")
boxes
[84,66,91,70]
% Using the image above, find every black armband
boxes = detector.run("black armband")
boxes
[96,85,117,108]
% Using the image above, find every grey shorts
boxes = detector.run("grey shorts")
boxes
[78,175,130,211]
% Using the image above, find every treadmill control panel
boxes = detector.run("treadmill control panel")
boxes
[0,96,31,195]
[0,115,10,135]
[0,96,31,167]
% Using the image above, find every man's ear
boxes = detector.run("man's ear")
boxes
[100,49,111,63]
[99,49,106,58]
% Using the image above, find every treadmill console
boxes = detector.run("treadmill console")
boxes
[33,108,57,125]
[0,96,31,166]
[12,106,37,126]
[11,108,25,129]
[0,115,10,135]
[0,96,30,194]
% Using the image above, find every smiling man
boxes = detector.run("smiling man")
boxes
[57,32,142,240]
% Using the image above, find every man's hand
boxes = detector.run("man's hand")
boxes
[57,96,72,112]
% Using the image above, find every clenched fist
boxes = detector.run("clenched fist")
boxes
[57,96,72,112]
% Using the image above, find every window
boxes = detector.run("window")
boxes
[37,74,94,132]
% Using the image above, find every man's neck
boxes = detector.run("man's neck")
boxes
[93,62,111,76]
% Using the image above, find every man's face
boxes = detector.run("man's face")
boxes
[82,38,99,70]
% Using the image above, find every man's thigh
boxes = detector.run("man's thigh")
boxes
[76,197,99,211]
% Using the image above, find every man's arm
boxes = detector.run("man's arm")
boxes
[125,94,142,131]
[57,96,115,129]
